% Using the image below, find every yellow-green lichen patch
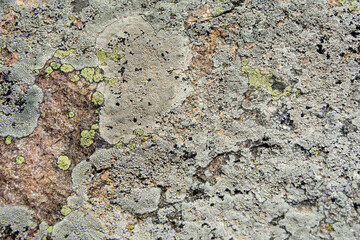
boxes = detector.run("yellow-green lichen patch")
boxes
[54,49,76,59]
[57,155,71,170]
[49,184,54,189]
[114,138,136,152]
[134,129,144,136]
[104,77,119,85]
[33,69,40,76]
[45,66,53,78]
[92,91,104,106]
[241,59,292,100]
[80,129,96,147]
[96,49,107,66]
[70,75,80,82]
[5,136,12,145]
[93,67,104,82]
[15,156,25,164]
[50,62,62,70]
[60,64,75,73]
[296,89,302,98]
[91,123,99,131]
[68,15,75,22]
[60,205,72,216]
[81,67,95,82]
[47,226,53,233]
[106,46,124,62]
[1,42,6,50]
[96,47,124,66]
[68,111,75,118]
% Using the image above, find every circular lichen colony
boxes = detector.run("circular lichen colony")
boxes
[95,15,192,144]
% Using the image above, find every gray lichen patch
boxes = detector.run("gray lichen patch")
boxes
[0,205,36,239]
[95,15,192,143]
[0,71,43,138]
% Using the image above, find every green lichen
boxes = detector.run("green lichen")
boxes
[54,49,76,59]
[15,156,25,164]
[134,129,144,136]
[33,69,40,76]
[47,226,53,233]
[104,77,119,85]
[60,64,75,73]
[96,49,107,66]
[348,5,360,11]
[70,75,80,82]
[220,24,229,29]
[93,67,104,82]
[216,4,226,12]
[96,47,124,66]
[57,155,71,170]
[50,62,62,70]
[296,89,302,98]
[241,59,292,100]
[68,15,75,22]
[91,123,99,131]
[41,236,47,240]
[5,136,12,145]
[81,67,95,82]
[107,47,124,62]
[60,205,72,216]
[92,91,104,106]
[49,184,54,189]
[45,66,53,78]
[68,111,75,118]
[114,138,136,152]
[1,42,6,50]
[80,129,96,147]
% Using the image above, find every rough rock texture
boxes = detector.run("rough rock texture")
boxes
[1,0,360,239]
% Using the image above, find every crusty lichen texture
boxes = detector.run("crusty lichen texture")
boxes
[95,14,192,143]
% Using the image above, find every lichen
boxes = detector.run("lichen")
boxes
[60,64,75,73]
[54,49,76,59]
[241,59,292,100]
[50,62,61,70]
[96,49,107,66]
[134,129,144,136]
[68,111,75,118]
[80,129,96,147]
[70,75,80,82]
[57,155,71,170]
[44,66,53,78]
[60,206,72,216]
[91,123,99,131]
[5,136,12,145]
[92,91,104,106]
[15,156,25,164]
[104,77,119,85]
[96,47,124,66]
[81,67,95,82]
[93,67,104,82]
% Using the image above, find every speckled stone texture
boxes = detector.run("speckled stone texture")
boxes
[1,0,360,239]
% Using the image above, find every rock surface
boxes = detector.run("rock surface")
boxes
[0,0,360,239]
